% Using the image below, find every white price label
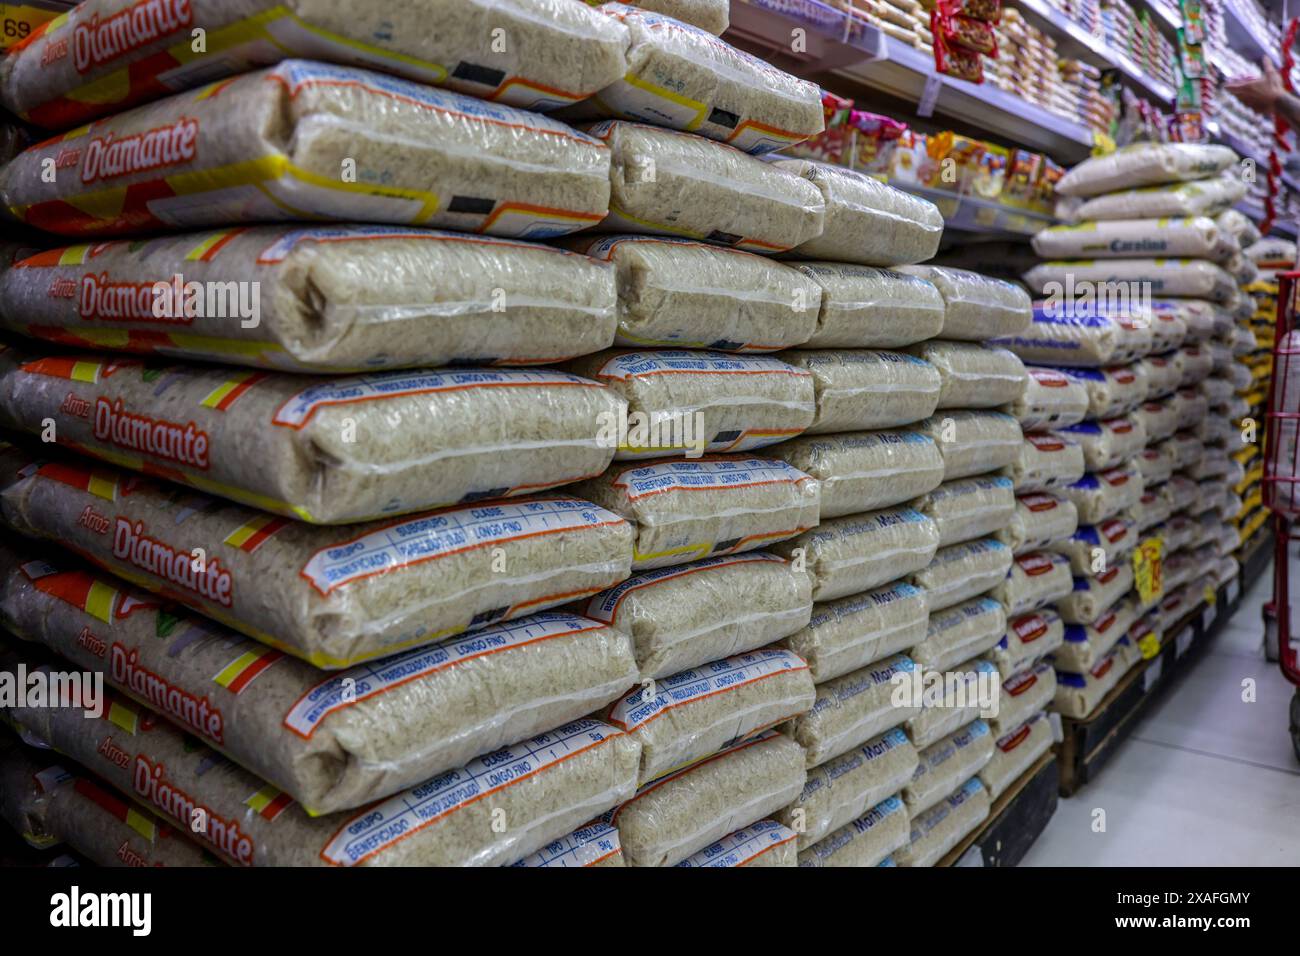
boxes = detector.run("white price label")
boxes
[918,74,943,118]
[1048,711,1064,743]
[1143,656,1164,691]
[1201,605,1215,633]
[1176,626,1194,659]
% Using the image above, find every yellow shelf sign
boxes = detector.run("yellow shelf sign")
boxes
[1133,535,1164,607]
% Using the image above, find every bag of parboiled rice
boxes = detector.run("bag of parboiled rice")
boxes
[1054,143,1238,198]
[569,349,815,458]
[587,0,730,33]
[1052,365,1149,419]
[989,607,1065,679]
[0,226,619,373]
[1055,416,1148,472]
[914,410,1023,480]
[587,120,826,251]
[910,538,1013,612]
[566,235,819,351]
[585,552,812,680]
[769,507,941,603]
[779,580,929,683]
[0,347,624,524]
[785,654,922,767]
[792,264,946,349]
[896,265,1033,341]
[0,0,632,127]
[574,455,820,569]
[1009,367,1090,429]
[0,445,634,669]
[582,5,824,155]
[0,541,638,815]
[3,60,613,238]
[768,430,945,518]
[779,349,942,433]
[909,596,1006,672]
[992,551,1074,615]
[989,304,1154,367]
[797,796,911,868]
[1069,174,1248,222]
[1005,432,1086,493]
[997,492,1079,553]
[912,475,1016,547]
[909,342,1026,409]
[777,160,944,265]
[1030,217,1237,262]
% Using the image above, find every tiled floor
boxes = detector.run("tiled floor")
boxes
[1022,558,1300,866]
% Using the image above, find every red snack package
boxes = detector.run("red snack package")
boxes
[939,0,1002,24]
[943,13,998,54]
[933,24,986,83]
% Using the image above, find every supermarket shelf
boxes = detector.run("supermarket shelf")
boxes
[1057,537,1269,796]
[1223,0,1282,67]
[1137,0,1184,32]
[938,752,1059,867]
[897,181,1057,236]
[725,0,1097,161]
[1233,199,1300,238]
[1016,0,1177,104]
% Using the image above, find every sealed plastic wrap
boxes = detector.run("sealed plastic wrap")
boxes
[909,342,1026,409]
[1197,375,1234,407]
[1,546,638,814]
[1134,399,1179,444]
[0,745,215,867]
[1162,513,1197,551]
[797,796,910,867]
[1151,298,1220,342]
[979,712,1054,799]
[911,538,1013,612]
[989,660,1057,736]
[894,777,989,867]
[915,410,1023,480]
[1167,433,1204,471]
[1061,466,1144,524]
[793,265,946,348]
[585,552,811,680]
[780,350,941,433]
[997,493,1079,553]
[770,507,939,603]
[786,655,921,767]
[989,608,1065,679]
[992,306,1155,369]
[1053,643,1131,718]
[777,727,917,849]
[1054,144,1237,197]
[0,0,632,127]
[780,582,929,683]
[1057,565,1136,625]
[1010,367,1090,429]
[1054,365,1149,418]
[4,680,642,866]
[1177,346,1215,385]
[1056,417,1148,472]
[674,820,798,866]
[1030,216,1237,260]
[600,0,730,33]
[0,226,619,372]
[769,430,945,518]
[910,596,1006,671]
[896,265,1033,341]
[567,235,819,351]
[778,160,944,265]
[903,659,997,749]
[903,720,995,815]
[992,551,1074,615]
[610,730,806,867]
[1006,432,1086,492]
[583,5,823,155]
[604,648,815,784]
[1172,389,1210,431]
[1148,308,1189,353]
[574,455,819,569]
[0,350,622,524]
[913,475,1016,546]
[570,349,813,459]
[1024,259,1237,305]
[511,819,625,867]
[587,121,825,251]
[3,61,613,239]
[1126,487,1172,532]
[0,453,633,670]
[1071,174,1247,221]
[1217,208,1261,247]
[1050,518,1137,574]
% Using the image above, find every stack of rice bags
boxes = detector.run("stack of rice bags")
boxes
[0,0,836,869]
[839,263,1032,867]
[996,142,1246,722]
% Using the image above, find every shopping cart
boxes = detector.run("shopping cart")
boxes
[1260,271,1300,762]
